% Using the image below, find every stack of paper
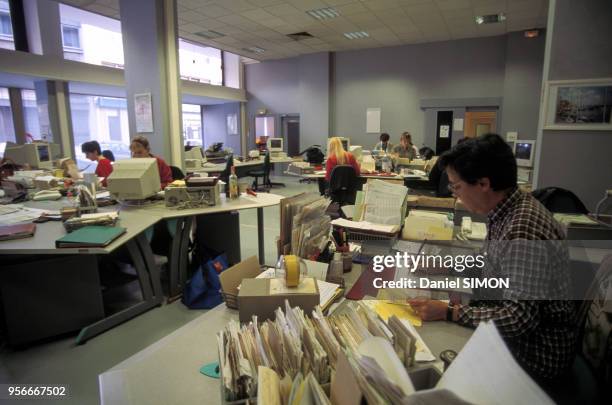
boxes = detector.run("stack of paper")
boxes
[331,218,400,234]
[279,193,331,259]
[361,180,408,226]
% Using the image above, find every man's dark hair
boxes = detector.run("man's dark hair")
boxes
[439,133,517,191]
[81,140,102,155]
[380,133,390,142]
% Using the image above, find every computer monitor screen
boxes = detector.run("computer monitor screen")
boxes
[513,141,535,167]
[267,138,283,152]
[107,158,161,200]
[339,138,350,151]
[37,144,50,162]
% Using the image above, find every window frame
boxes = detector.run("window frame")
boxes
[0,11,13,39]
[61,22,83,53]
[178,37,225,86]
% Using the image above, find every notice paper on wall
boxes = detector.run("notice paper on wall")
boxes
[366,107,381,133]
[453,118,464,132]
[440,125,450,138]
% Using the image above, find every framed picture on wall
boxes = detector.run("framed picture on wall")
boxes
[543,78,612,130]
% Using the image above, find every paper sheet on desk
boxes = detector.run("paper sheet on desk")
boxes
[363,180,407,226]
[437,321,554,405]
[332,218,399,234]
[0,206,59,225]
[361,300,422,327]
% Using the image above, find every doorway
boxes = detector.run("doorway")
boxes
[281,115,300,156]
[464,111,497,138]
[435,111,453,155]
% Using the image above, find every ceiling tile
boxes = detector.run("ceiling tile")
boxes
[434,0,470,10]
[191,18,227,29]
[402,2,439,15]
[86,4,115,16]
[217,0,258,13]
[322,0,358,5]
[246,0,286,6]
[440,8,473,20]
[472,0,507,15]
[193,4,233,18]
[264,3,302,17]
[286,0,329,11]
[178,9,208,23]
[362,0,402,11]
[258,17,290,28]
[335,2,369,15]
[241,8,276,21]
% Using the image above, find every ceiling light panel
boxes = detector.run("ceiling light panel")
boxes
[306,7,340,20]
[343,31,370,40]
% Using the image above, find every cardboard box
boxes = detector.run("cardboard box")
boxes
[238,277,319,323]
[219,256,262,309]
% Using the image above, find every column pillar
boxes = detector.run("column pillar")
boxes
[119,0,183,167]
[34,80,74,158]
[22,0,63,57]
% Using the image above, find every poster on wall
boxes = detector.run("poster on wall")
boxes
[227,114,238,135]
[134,93,154,133]
[366,108,381,133]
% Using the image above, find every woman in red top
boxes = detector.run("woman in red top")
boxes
[81,140,113,187]
[129,136,173,189]
[325,137,360,182]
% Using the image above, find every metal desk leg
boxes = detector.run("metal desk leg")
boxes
[168,216,193,298]
[257,207,265,265]
[76,236,162,344]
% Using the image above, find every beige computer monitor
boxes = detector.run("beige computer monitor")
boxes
[107,158,161,200]
[3,143,54,169]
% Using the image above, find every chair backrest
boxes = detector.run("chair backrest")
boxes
[220,154,234,183]
[262,151,271,175]
[101,150,115,162]
[419,146,435,160]
[170,165,185,180]
[576,254,612,387]
[532,187,589,214]
[329,165,358,205]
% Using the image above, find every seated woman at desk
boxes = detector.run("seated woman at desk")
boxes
[81,140,113,187]
[325,137,360,181]
[373,133,392,154]
[129,136,173,189]
[391,132,417,160]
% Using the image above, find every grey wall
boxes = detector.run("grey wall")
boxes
[334,36,507,149]
[500,31,546,140]
[203,102,241,154]
[536,0,612,210]
[245,53,328,152]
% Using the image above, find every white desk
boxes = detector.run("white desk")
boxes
[194,156,296,174]
[118,192,284,296]
[99,264,472,405]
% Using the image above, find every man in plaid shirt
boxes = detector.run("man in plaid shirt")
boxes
[410,134,576,383]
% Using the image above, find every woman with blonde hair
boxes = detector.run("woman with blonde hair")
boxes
[325,137,360,181]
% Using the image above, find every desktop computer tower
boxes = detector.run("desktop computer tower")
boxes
[195,211,241,265]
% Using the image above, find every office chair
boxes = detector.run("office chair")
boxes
[247,152,271,192]
[419,147,435,160]
[329,165,359,206]
[101,150,115,162]
[550,254,612,404]
[532,187,588,214]
[169,165,185,181]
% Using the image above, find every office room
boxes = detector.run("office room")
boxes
[0,0,611,404]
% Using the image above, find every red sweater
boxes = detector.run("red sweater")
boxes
[95,158,113,187]
[325,152,360,181]
[155,156,174,189]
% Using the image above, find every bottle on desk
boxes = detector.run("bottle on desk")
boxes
[229,166,239,199]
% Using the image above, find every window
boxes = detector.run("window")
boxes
[182,104,202,146]
[179,39,222,86]
[0,0,14,50]
[62,24,81,50]
[0,87,16,146]
[69,94,130,169]
[21,89,43,140]
[59,4,123,67]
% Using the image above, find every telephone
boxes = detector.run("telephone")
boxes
[459,216,487,241]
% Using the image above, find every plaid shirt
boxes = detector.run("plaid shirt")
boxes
[457,187,576,380]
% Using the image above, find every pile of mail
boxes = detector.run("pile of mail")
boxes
[279,193,331,259]
[217,300,424,403]
[218,300,554,404]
